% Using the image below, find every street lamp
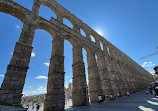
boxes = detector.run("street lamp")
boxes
[154,65,158,75]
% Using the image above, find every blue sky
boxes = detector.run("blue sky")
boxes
[0,0,157,96]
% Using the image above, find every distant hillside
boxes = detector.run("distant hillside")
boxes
[22,95,45,104]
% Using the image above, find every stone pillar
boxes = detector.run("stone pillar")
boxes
[111,59,123,96]
[0,21,36,105]
[87,51,103,103]
[57,16,63,23]
[86,33,92,40]
[72,45,88,106]
[121,64,131,93]
[44,31,65,111]
[120,62,129,95]
[73,24,80,33]
[126,65,135,93]
[114,61,127,96]
[131,70,138,92]
[104,54,120,97]
[97,52,113,98]
[32,0,42,15]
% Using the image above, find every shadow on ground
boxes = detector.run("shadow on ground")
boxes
[65,90,158,111]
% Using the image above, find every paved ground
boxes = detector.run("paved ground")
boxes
[28,90,158,111]
[27,99,73,111]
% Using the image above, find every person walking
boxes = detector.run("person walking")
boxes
[36,104,40,111]
[110,94,113,100]
[117,93,120,98]
[32,104,34,110]
[106,95,109,100]
[152,90,157,98]
[98,95,102,106]
[127,92,130,97]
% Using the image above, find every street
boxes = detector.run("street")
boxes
[28,90,158,111]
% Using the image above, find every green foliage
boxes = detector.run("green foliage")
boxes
[0,102,22,108]
[23,95,45,104]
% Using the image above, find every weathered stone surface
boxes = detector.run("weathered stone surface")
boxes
[0,0,154,111]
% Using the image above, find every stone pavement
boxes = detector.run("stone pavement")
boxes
[27,90,158,111]
[65,90,158,111]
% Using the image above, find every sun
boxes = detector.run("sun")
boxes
[96,30,103,36]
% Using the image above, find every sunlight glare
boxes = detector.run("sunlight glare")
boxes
[138,105,155,111]
[96,30,103,36]
[147,100,158,105]
[152,98,158,100]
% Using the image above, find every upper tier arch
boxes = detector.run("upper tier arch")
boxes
[0,1,26,23]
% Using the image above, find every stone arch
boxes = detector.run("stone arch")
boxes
[0,3,33,104]
[0,1,26,23]
[62,15,75,29]
[0,12,24,87]
[34,19,57,38]
[39,5,57,20]
[64,34,77,48]
[33,0,60,16]
[63,35,75,108]
[82,43,92,54]
[81,43,92,101]
[82,43,103,103]
[77,25,88,37]
[95,49,101,58]
[13,0,34,11]
[100,42,104,50]
[90,31,100,43]
[94,48,112,96]
[107,46,110,55]
[63,18,74,29]
[95,49,103,69]
[100,39,108,52]
[80,28,86,37]
[90,34,96,42]
[62,36,89,107]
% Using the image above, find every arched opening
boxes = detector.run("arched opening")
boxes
[90,35,96,42]
[39,6,57,21]
[80,28,86,37]
[100,42,104,50]
[107,46,110,55]
[0,13,23,88]
[22,29,52,109]
[64,39,73,108]
[82,44,99,103]
[63,18,73,29]
[82,48,89,100]
[95,54,98,66]
[13,0,34,11]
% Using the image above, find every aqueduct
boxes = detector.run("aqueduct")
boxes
[0,0,154,111]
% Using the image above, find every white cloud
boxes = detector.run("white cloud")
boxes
[23,86,46,96]
[16,25,20,29]
[43,63,49,66]
[66,76,69,79]
[150,72,155,75]
[37,86,46,94]
[31,52,36,57]
[28,86,31,88]
[9,52,13,55]
[35,75,48,79]
[0,75,4,77]
[65,83,68,88]
[142,62,155,67]
[70,79,72,83]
